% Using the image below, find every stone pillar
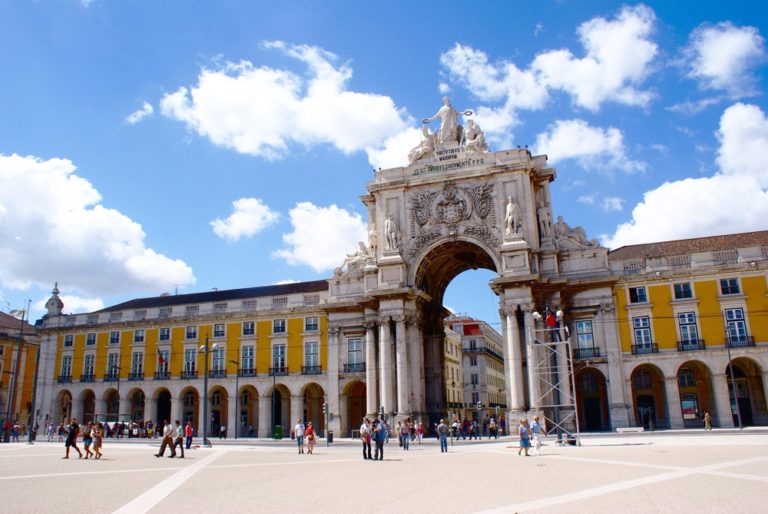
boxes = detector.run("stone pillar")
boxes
[145,395,156,423]
[505,309,525,413]
[379,319,394,417]
[258,393,270,438]
[712,373,736,428]
[118,397,131,422]
[365,322,378,417]
[290,394,304,428]
[170,395,180,426]
[395,317,410,416]
[406,316,424,415]
[227,394,237,438]
[95,398,106,422]
[327,325,341,434]
[664,377,684,429]
[524,308,540,411]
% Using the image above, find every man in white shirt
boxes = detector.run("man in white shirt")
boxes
[155,420,176,458]
[294,418,305,454]
[360,418,372,460]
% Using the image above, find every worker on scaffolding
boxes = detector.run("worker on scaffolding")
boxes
[546,308,562,342]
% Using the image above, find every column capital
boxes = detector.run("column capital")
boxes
[328,324,341,336]
[363,320,378,330]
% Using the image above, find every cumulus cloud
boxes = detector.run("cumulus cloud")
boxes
[534,119,645,172]
[0,154,196,296]
[602,196,624,212]
[684,22,765,97]
[33,294,105,315]
[125,102,154,125]
[160,41,410,165]
[604,103,768,248]
[210,197,279,241]
[273,202,367,272]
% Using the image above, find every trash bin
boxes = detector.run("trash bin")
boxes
[327,430,333,443]
[273,425,283,440]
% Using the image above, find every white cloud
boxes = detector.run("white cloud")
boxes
[125,102,154,125]
[275,279,298,285]
[0,154,195,296]
[33,294,104,315]
[578,194,596,205]
[666,97,723,114]
[534,119,645,172]
[210,197,279,241]
[367,127,423,170]
[160,42,410,165]
[684,22,765,97]
[602,196,624,212]
[273,202,367,272]
[604,103,768,248]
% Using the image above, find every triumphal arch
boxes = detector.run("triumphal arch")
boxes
[326,97,620,428]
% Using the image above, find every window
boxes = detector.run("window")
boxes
[86,333,96,346]
[720,278,740,295]
[186,305,199,315]
[212,391,221,407]
[131,352,144,375]
[272,297,288,308]
[470,374,479,385]
[242,321,255,336]
[186,326,197,340]
[159,307,172,319]
[678,367,696,387]
[273,319,286,334]
[348,338,362,365]
[632,316,652,346]
[213,302,228,313]
[469,355,478,366]
[576,320,594,349]
[681,393,699,420]
[242,299,257,310]
[63,335,74,347]
[184,349,196,373]
[183,392,195,407]
[107,353,119,378]
[305,316,319,332]
[157,350,169,373]
[212,347,225,372]
[305,341,319,367]
[213,323,225,338]
[241,346,254,370]
[471,392,479,404]
[133,310,146,321]
[61,355,72,377]
[581,372,598,393]
[304,294,320,305]
[725,308,747,342]
[272,344,286,369]
[469,339,477,351]
[634,369,652,389]
[678,312,699,343]
[109,331,120,345]
[673,282,693,300]
[83,354,95,376]
[134,329,145,343]
[159,328,170,341]
[629,286,648,303]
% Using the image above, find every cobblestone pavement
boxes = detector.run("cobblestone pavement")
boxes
[1,430,766,513]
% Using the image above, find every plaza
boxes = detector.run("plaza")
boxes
[1,430,767,513]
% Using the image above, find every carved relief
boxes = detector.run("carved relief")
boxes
[436,182,470,225]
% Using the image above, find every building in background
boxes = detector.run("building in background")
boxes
[0,310,39,436]
[443,326,463,420]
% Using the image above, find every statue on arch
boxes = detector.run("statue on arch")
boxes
[408,125,437,164]
[462,119,488,153]
[423,96,465,144]
[504,196,522,236]
[384,214,401,251]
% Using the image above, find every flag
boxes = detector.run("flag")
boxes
[9,309,25,320]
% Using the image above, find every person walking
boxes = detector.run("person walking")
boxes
[518,418,531,456]
[92,422,103,460]
[400,418,411,450]
[294,418,305,454]
[489,417,497,439]
[172,420,185,458]
[304,421,316,454]
[184,421,194,449]
[437,419,449,453]
[82,422,94,459]
[704,412,712,431]
[416,422,425,444]
[360,418,372,460]
[373,418,385,461]
[531,415,546,455]
[63,418,83,459]
[155,420,176,458]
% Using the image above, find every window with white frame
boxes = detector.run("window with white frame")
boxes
[242,321,255,336]
[159,328,170,341]
[632,316,652,346]
[678,312,699,343]
[469,339,477,351]
[305,341,319,367]
[86,333,96,346]
[348,338,362,365]
[241,346,254,370]
[469,355,478,366]
[63,335,74,347]
[678,367,696,387]
[83,354,95,376]
[109,331,120,345]
[576,320,594,349]
[213,323,225,338]
[107,353,119,377]
[305,316,319,332]
[629,286,648,303]
[273,319,286,334]
[185,326,197,340]
[272,343,286,370]
[134,329,145,343]
[673,282,693,300]
[61,355,72,377]
[720,278,740,295]
[157,350,169,373]
[725,308,747,342]
[212,347,225,372]
[184,349,196,373]
[131,352,143,375]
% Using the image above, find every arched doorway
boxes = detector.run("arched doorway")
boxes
[270,383,290,432]
[631,364,667,429]
[80,389,96,424]
[129,389,145,422]
[209,386,228,437]
[155,388,172,425]
[103,389,119,422]
[677,361,716,428]
[238,385,258,437]
[303,383,325,436]
[58,390,72,422]
[727,358,768,426]
[179,387,199,435]
[575,368,609,431]
[343,381,366,437]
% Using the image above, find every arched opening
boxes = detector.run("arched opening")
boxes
[238,385,258,437]
[129,389,145,422]
[631,365,667,429]
[179,387,199,435]
[155,388,172,425]
[303,383,325,436]
[269,383,290,433]
[58,390,72,423]
[727,358,768,426]
[575,367,610,431]
[209,386,228,438]
[103,388,119,422]
[677,361,716,428]
[80,389,96,424]
[343,381,366,437]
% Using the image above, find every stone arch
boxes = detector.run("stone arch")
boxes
[102,388,119,422]
[237,385,259,437]
[726,357,768,426]
[300,382,326,436]
[575,367,610,431]
[127,388,145,422]
[179,386,199,434]
[265,382,291,432]
[630,364,668,429]
[208,385,229,437]
[57,389,73,423]
[342,380,366,437]
[78,389,96,424]
[676,361,716,428]
[152,387,172,426]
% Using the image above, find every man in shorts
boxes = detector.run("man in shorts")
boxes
[63,418,83,459]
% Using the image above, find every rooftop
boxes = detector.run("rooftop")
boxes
[608,230,768,261]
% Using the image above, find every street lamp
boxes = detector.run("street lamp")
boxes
[6,302,29,429]
[230,359,240,439]
[199,336,217,447]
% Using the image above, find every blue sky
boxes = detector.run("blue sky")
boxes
[1,1,766,328]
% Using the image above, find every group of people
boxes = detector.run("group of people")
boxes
[517,415,547,456]
[394,418,425,449]
[292,419,317,454]
[154,420,194,458]
[358,418,387,460]
[62,418,104,459]
[449,416,505,440]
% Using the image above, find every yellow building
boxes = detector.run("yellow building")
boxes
[0,310,39,435]
[443,326,463,420]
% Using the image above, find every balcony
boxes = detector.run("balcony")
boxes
[343,362,366,373]
[677,339,706,352]
[80,374,95,383]
[208,369,227,378]
[127,372,144,381]
[238,368,257,377]
[57,375,72,384]
[269,367,288,376]
[154,371,170,380]
[103,374,119,382]
[631,343,659,355]
[301,365,322,375]
[573,347,601,359]
[180,370,197,379]
[725,335,755,348]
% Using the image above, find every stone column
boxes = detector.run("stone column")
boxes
[712,373,736,428]
[505,309,525,413]
[118,397,131,422]
[227,394,237,438]
[524,307,540,411]
[170,395,180,426]
[395,316,410,416]
[406,316,424,415]
[664,377,684,429]
[258,393,270,438]
[290,394,304,426]
[95,398,106,422]
[365,322,378,417]
[379,319,394,417]
[327,325,340,434]
[145,395,157,423]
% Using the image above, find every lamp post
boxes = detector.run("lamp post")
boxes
[725,342,744,429]
[6,302,29,428]
[26,342,41,445]
[230,359,240,439]
[271,372,276,439]
[199,336,217,447]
